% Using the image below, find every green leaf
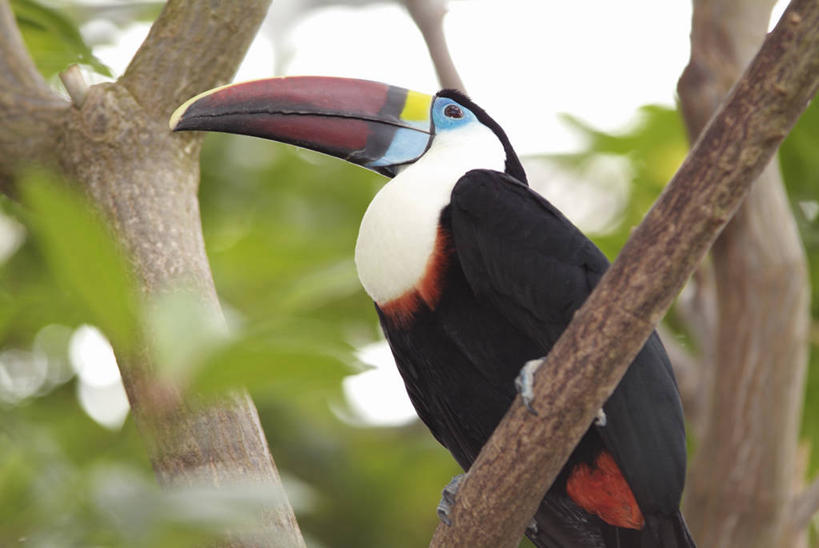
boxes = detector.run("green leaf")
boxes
[143,289,230,382]
[11,0,111,78]
[20,170,137,353]
[189,323,356,396]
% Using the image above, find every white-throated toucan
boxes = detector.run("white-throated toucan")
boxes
[171,76,695,548]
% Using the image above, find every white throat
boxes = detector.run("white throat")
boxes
[354,123,506,304]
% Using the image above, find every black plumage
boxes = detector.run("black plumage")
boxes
[377,169,692,547]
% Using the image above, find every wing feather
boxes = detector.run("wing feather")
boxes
[449,169,686,515]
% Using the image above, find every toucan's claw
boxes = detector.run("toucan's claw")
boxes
[595,408,607,427]
[516,359,541,415]
[436,473,465,526]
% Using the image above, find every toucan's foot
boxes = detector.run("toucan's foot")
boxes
[595,408,607,427]
[515,359,541,415]
[437,473,465,526]
[526,518,539,537]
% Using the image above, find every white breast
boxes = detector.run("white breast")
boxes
[354,123,506,304]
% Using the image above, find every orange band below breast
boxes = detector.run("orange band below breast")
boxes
[380,289,424,329]
[379,225,453,328]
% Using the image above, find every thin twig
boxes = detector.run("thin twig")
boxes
[404,0,465,91]
[789,476,819,535]
[60,64,89,108]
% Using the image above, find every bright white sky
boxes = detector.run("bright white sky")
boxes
[94,0,695,155]
[282,0,694,155]
[78,0,788,428]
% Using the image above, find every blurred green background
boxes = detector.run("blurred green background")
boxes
[2,1,818,547]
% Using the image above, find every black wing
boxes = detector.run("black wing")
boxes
[449,169,686,517]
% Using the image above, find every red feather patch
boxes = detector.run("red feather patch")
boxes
[566,451,645,529]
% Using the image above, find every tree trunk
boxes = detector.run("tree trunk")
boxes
[0,1,305,545]
[678,1,811,546]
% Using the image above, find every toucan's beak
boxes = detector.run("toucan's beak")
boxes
[170,76,433,177]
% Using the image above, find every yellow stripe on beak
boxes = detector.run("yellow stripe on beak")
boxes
[401,90,433,124]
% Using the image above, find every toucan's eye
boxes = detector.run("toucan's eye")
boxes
[444,104,463,119]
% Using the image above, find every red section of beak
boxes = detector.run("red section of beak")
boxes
[171,77,410,167]
[187,108,373,159]
[188,76,392,116]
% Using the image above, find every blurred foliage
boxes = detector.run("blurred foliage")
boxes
[20,171,138,353]
[547,106,690,260]
[11,0,110,78]
[3,2,819,547]
[781,98,819,476]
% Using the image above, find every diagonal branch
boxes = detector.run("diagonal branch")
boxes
[0,0,50,92]
[404,0,465,91]
[789,475,819,534]
[120,0,272,120]
[429,0,819,545]
[0,0,68,182]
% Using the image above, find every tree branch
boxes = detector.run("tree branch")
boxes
[789,475,819,534]
[429,0,819,545]
[0,0,68,182]
[120,1,272,120]
[403,0,465,91]
[59,64,89,108]
[0,0,46,91]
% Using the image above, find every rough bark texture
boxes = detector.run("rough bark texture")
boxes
[0,1,305,546]
[678,1,811,546]
[429,0,819,545]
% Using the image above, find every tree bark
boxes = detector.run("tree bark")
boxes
[403,0,465,91]
[429,0,819,545]
[789,475,819,535]
[678,1,811,546]
[0,1,67,184]
[0,1,305,546]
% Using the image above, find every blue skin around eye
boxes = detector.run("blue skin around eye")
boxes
[366,98,477,168]
[431,97,477,132]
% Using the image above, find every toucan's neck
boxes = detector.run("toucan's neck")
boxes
[354,123,507,305]
[435,89,527,184]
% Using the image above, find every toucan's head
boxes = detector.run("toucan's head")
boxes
[170,76,526,184]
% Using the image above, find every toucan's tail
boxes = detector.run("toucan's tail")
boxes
[526,499,696,548]
[641,511,696,548]
[595,510,695,548]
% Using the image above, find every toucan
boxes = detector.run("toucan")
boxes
[170,76,695,548]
